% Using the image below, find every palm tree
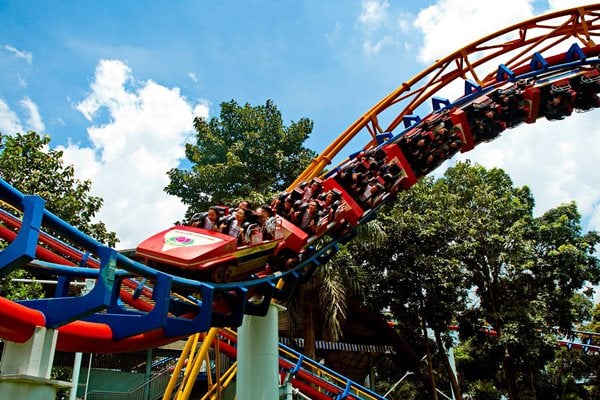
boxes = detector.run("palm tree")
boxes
[286,220,387,359]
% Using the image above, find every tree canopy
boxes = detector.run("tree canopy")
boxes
[358,161,600,400]
[165,99,317,217]
[0,131,117,246]
[0,131,118,305]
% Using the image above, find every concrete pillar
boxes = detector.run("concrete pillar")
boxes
[69,352,83,400]
[236,303,283,400]
[0,326,70,399]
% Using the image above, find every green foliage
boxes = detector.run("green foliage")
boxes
[0,131,118,300]
[166,99,317,217]
[466,380,501,400]
[0,131,118,246]
[358,161,600,399]
[0,268,45,300]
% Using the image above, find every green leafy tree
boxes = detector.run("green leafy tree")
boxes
[358,175,470,399]
[0,131,118,299]
[445,164,599,400]
[0,131,118,246]
[294,221,386,360]
[358,161,600,400]
[166,99,317,218]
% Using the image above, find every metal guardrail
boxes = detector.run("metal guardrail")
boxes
[218,328,386,400]
[86,367,179,400]
[278,342,387,400]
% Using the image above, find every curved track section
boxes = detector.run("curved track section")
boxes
[290,5,600,186]
[0,5,600,354]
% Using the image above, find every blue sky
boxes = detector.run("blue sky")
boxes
[1,0,598,253]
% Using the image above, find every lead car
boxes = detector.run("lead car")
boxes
[134,217,308,282]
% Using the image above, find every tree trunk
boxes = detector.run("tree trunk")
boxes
[502,346,519,400]
[303,289,317,360]
[422,317,438,400]
[434,329,462,400]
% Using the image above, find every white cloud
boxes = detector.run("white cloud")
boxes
[76,60,135,121]
[20,97,45,132]
[0,97,45,134]
[17,74,27,87]
[4,44,33,64]
[60,59,209,248]
[363,36,396,56]
[188,73,198,82]
[326,22,341,45]
[547,1,599,12]
[359,0,389,29]
[413,0,535,64]
[357,0,393,55]
[0,99,24,134]
[396,13,412,33]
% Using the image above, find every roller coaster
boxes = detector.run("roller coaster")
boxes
[1,5,600,400]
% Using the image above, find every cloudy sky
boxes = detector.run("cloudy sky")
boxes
[0,0,598,249]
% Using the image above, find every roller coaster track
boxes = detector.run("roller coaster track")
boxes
[290,5,600,186]
[1,5,600,398]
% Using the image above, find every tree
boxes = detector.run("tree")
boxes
[358,161,600,400]
[359,175,470,399]
[294,221,386,360]
[445,164,599,400]
[0,131,118,299]
[0,131,118,246]
[165,99,317,218]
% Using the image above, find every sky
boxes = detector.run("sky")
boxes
[0,0,599,251]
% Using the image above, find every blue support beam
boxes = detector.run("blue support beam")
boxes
[272,270,300,301]
[84,272,173,340]
[0,195,45,276]
[18,246,118,328]
[163,282,215,337]
[530,52,549,72]
[402,115,421,128]
[244,280,276,316]
[432,96,450,111]
[375,132,393,144]
[566,42,586,62]
[464,79,482,95]
[335,380,352,400]
[496,63,515,82]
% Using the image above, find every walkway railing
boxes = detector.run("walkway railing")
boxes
[86,366,179,400]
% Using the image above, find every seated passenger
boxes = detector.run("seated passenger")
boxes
[491,85,528,127]
[302,180,323,202]
[318,190,338,209]
[221,207,252,246]
[543,90,575,120]
[441,131,463,158]
[237,200,252,210]
[471,105,505,142]
[364,182,385,209]
[279,196,295,221]
[296,200,321,235]
[574,87,600,111]
[255,204,276,240]
[191,206,220,231]
[572,77,600,111]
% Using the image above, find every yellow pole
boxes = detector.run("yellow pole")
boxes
[162,335,196,400]
[200,362,238,400]
[179,328,219,400]
[204,351,213,388]
[174,333,201,400]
